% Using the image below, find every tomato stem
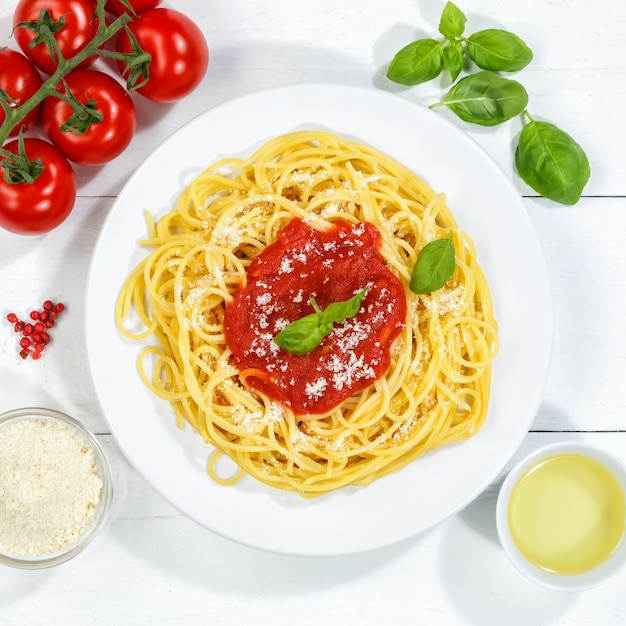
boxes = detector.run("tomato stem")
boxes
[0,131,44,184]
[0,0,140,146]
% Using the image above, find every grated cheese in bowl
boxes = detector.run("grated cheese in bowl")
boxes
[0,408,113,569]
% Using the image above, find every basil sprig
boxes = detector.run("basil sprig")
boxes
[387,2,532,86]
[274,287,368,356]
[386,1,590,205]
[410,232,456,294]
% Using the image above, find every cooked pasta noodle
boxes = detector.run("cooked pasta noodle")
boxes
[116,130,499,497]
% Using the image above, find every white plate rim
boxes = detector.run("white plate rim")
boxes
[85,83,553,556]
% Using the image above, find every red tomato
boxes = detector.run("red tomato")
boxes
[115,8,208,102]
[13,0,98,75]
[42,70,136,165]
[0,48,44,137]
[0,139,76,235]
[105,0,162,16]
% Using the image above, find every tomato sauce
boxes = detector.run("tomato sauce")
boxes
[224,218,407,415]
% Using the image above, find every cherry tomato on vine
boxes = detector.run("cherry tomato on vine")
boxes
[115,8,208,102]
[13,0,99,75]
[0,138,76,235]
[105,0,162,16]
[42,70,137,166]
[0,48,44,137]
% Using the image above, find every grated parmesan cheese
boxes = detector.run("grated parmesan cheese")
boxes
[0,417,104,558]
[210,220,245,248]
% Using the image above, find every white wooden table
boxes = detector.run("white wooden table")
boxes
[1,0,625,623]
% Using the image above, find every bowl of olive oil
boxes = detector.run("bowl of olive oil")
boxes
[496,441,626,591]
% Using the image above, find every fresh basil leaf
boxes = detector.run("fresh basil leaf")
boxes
[410,232,456,294]
[432,70,528,126]
[439,2,467,39]
[443,40,465,82]
[386,38,444,86]
[322,287,368,325]
[466,29,533,72]
[274,288,369,355]
[274,313,326,356]
[515,120,590,205]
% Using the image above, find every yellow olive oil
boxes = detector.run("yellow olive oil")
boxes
[508,453,626,575]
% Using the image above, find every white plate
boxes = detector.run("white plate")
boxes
[85,84,552,556]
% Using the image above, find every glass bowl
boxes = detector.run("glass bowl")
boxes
[496,440,626,591]
[0,407,113,569]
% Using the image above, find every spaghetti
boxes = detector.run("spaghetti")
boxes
[116,130,499,497]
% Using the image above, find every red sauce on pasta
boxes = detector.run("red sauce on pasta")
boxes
[224,218,407,415]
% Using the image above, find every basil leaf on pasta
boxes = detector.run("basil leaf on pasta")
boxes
[274,313,326,356]
[410,232,456,294]
[275,288,368,355]
[322,287,368,325]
